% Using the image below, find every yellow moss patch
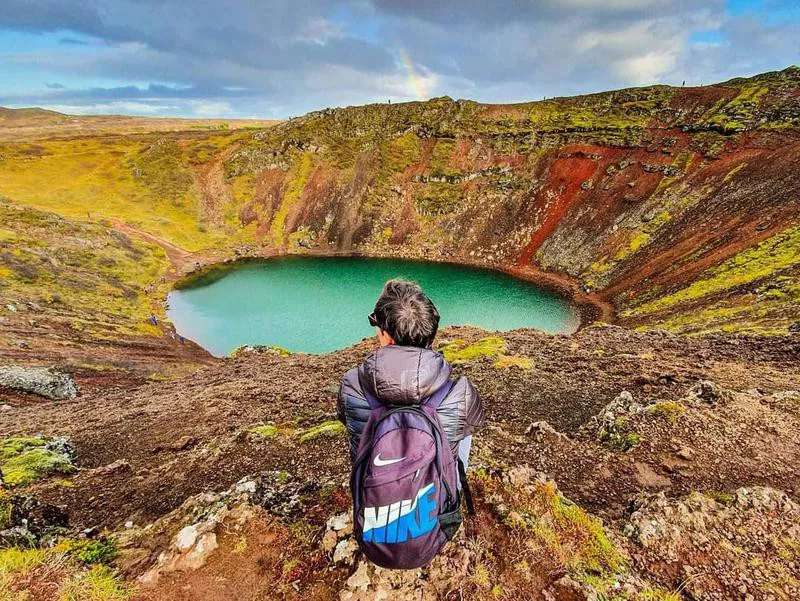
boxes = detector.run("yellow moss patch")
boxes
[648,401,686,422]
[492,356,533,370]
[298,420,346,443]
[438,336,506,363]
[248,424,278,438]
[723,162,748,183]
[627,224,800,316]
[270,152,314,245]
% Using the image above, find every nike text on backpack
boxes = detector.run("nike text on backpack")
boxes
[350,382,474,569]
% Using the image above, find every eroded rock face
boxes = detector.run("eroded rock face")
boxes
[623,486,800,600]
[134,476,260,585]
[0,366,78,400]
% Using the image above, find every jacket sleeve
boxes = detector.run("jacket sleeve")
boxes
[340,367,371,462]
[336,381,346,425]
[463,377,485,432]
[436,376,485,444]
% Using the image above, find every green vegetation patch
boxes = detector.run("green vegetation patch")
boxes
[377,132,422,184]
[415,182,464,216]
[0,546,133,601]
[0,437,75,487]
[54,538,119,565]
[438,336,506,363]
[231,344,293,359]
[598,418,642,452]
[0,547,48,576]
[0,202,168,340]
[298,420,345,443]
[59,565,132,601]
[0,489,12,529]
[486,475,625,576]
[270,152,314,245]
[128,139,193,206]
[528,87,674,132]
[703,85,769,133]
[647,401,686,423]
[248,424,278,438]
[492,356,533,370]
[706,491,735,506]
[626,224,800,317]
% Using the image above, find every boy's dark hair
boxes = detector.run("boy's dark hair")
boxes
[373,279,440,348]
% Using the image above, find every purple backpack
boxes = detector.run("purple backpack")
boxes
[350,382,463,569]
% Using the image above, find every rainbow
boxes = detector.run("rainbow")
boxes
[398,49,429,100]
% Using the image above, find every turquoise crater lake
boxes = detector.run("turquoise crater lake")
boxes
[167,256,580,356]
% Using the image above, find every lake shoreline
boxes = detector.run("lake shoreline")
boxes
[167,251,605,356]
[171,249,610,330]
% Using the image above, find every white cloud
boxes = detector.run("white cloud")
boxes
[614,52,678,83]
[188,100,234,116]
[0,0,796,117]
[42,101,178,115]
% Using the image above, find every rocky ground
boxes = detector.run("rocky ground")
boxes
[1,324,798,599]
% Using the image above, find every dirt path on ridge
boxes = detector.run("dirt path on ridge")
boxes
[109,219,194,275]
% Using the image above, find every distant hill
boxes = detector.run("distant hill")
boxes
[0,106,280,141]
[0,106,70,127]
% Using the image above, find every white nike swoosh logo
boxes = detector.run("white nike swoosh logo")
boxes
[373,453,405,467]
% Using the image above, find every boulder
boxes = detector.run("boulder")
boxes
[333,538,359,565]
[525,420,568,441]
[0,365,78,400]
[686,380,730,405]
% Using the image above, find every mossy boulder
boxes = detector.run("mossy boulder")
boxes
[0,437,76,487]
[0,365,78,400]
[231,345,293,359]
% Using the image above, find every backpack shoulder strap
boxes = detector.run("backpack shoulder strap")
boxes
[457,458,475,515]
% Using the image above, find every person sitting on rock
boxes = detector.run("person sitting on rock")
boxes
[337,278,485,481]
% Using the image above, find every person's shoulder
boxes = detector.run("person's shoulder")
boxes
[444,375,477,402]
[340,365,365,397]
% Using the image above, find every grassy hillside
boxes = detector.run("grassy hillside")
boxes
[0,131,260,251]
[0,200,211,375]
[0,68,798,338]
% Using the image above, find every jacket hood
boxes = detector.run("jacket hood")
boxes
[357,345,452,405]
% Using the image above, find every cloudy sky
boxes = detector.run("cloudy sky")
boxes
[1,0,798,118]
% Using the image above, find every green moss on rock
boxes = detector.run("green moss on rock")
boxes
[0,489,12,529]
[438,336,506,363]
[231,344,293,359]
[0,437,75,487]
[298,420,345,443]
[648,401,686,422]
[626,224,800,317]
[248,424,278,438]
